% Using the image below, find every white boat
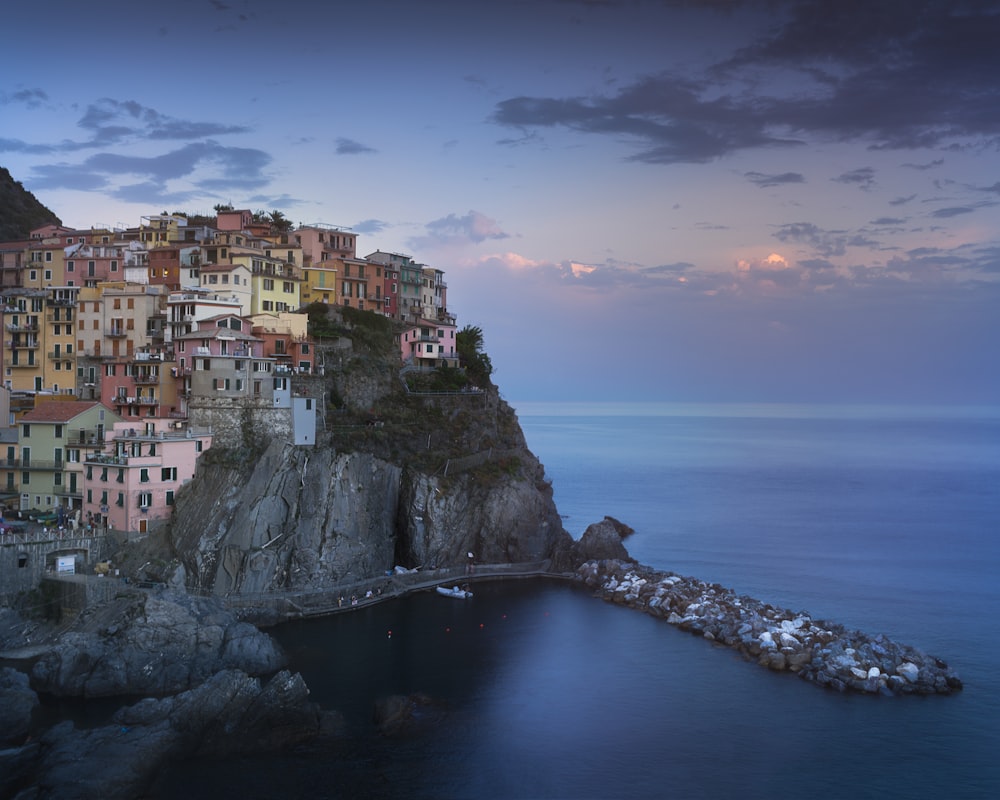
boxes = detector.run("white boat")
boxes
[436,585,473,599]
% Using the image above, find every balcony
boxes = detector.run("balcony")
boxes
[133,374,160,385]
[5,322,38,332]
[3,359,37,368]
[106,328,128,338]
[85,453,129,466]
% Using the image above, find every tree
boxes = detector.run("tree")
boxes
[457,325,494,387]
[268,209,292,233]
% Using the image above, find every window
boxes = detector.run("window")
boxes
[45,270,52,281]
[161,467,177,481]
[166,490,175,506]
[21,424,29,438]
[140,468,149,483]
[54,424,63,438]
[138,492,151,509]
[263,278,274,291]
[116,492,124,507]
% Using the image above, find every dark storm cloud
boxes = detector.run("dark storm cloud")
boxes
[744,171,804,188]
[493,1,1000,163]
[336,138,377,155]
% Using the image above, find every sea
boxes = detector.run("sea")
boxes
[152,402,1000,800]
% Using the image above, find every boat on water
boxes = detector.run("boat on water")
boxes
[436,585,474,599]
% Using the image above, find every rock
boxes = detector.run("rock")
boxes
[373,692,447,737]
[0,667,38,746]
[572,518,631,563]
[30,590,286,697]
[17,669,330,800]
[896,661,920,683]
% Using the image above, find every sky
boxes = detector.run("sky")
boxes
[2,0,999,406]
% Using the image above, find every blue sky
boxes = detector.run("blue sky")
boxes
[3,0,999,405]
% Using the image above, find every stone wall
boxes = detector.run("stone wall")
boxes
[0,534,113,603]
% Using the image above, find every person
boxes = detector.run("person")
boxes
[466,551,475,575]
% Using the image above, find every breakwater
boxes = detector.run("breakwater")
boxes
[574,559,963,695]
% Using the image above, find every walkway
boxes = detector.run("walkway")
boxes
[215,561,564,620]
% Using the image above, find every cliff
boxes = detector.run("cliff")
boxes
[154,311,571,596]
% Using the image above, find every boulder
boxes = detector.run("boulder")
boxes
[30,590,286,697]
[572,517,632,563]
[0,667,38,746]
[15,669,332,800]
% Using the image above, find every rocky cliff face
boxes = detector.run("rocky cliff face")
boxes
[166,382,571,595]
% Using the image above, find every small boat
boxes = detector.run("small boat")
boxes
[436,585,473,599]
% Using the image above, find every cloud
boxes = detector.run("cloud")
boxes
[28,141,272,195]
[1,88,49,108]
[336,137,377,155]
[832,167,875,191]
[744,171,805,188]
[772,221,880,259]
[902,158,944,170]
[890,193,917,206]
[418,210,510,247]
[492,3,1000,164]
[494,73,801,164]
[931,206,974,218]
[352,219,390,234]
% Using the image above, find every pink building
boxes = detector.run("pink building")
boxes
[400,318,458,368]
[83,419,212,536]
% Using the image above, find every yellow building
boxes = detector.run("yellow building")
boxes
[2,287,79,394]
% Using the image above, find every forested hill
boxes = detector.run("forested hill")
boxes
[0,166,61,240]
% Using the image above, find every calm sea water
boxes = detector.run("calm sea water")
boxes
[154,403,1000,799]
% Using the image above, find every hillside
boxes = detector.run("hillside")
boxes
[0,167,61,240]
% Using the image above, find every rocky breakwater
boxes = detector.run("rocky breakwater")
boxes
[574,557,962,696]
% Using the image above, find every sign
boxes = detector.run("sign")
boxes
[100,505,109,514]
[56,556,75,575]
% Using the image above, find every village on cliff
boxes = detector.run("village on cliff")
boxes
[0,210,461,588]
